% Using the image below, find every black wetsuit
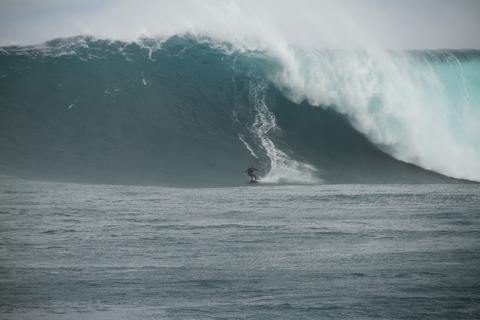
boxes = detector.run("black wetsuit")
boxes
[246,167,258,181]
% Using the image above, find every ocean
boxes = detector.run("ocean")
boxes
[1,176,479,319]
[1,34,480,319]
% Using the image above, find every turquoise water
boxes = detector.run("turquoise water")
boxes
[1,37,479,185]
[1,176,479,319]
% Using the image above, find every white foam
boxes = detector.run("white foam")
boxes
[271,48,480,181]
[67,99,78,109]
[238,134,258,158]
[249,81,320,184]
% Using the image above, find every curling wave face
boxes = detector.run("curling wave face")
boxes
[273,48,480,182]
[0,36,478,186]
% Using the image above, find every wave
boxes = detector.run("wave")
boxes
[0,36,478,186]
[273,48,480,182]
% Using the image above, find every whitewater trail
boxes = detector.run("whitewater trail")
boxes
[248,81,319,184]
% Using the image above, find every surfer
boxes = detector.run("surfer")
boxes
[245,165,258,182]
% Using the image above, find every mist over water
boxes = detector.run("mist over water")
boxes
[2,0,480,49]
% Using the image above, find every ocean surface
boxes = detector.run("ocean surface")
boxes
[1,176,479,319]
[1,33,480,319]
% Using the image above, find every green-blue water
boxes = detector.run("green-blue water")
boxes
[1,36,479,185]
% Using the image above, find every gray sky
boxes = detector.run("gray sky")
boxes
[1,0,479,48]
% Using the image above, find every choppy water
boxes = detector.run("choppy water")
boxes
[1,177,479,319]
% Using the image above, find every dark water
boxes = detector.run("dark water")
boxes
[1,176,479,319]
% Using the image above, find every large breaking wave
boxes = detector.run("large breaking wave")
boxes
[0,36,479,186]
